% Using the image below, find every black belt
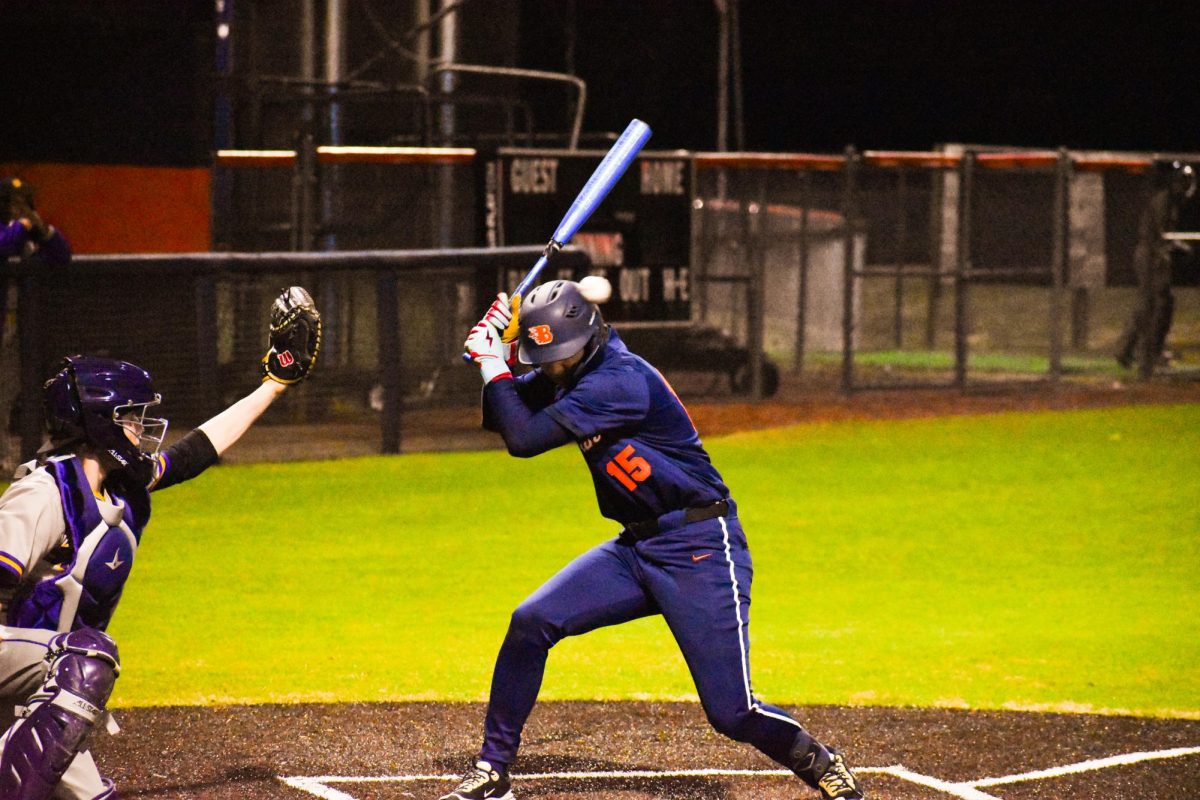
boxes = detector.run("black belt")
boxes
[620,499,730,543]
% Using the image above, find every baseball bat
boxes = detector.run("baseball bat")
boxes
[514,118,652,296]
[464,118,652,361]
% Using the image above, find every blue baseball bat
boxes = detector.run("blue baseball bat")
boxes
[464,118,652,361]
[514,118,652,296]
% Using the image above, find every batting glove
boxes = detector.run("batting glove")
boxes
[482,292,523,346]
[464,321,512,384]
[482,292,512,331]
[480,294,519,365]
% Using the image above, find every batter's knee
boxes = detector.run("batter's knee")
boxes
[704,703,758,743]
[507,602,562,648]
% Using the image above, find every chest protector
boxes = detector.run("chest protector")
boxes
[7,456,149,633]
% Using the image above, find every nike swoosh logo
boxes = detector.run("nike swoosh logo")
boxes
[692,553,713,562]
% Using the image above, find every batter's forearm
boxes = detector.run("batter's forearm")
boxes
[198,380,286,456]
[483,380,573,457]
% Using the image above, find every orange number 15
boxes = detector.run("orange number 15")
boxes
[606,444,652,491]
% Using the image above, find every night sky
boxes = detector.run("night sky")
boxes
[529,0,1199,154]
[3,1,1198,165]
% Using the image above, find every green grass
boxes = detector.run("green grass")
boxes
[807,349,1122,375]
[10,405,1199,717]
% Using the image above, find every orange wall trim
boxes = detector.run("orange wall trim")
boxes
[0,162,211,254]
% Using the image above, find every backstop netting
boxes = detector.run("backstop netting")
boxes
[0,247,587,474]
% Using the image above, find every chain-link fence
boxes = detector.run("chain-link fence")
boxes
[6,146,1196,471]
[0,247,587,474]
[214,148,479,252]
[691,149,1200,392]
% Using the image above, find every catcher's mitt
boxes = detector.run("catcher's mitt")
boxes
[262,286,322,384]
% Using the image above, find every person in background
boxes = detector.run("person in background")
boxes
[1116,160,1196,376]
[0,177,72,267]
[1,177,73,458]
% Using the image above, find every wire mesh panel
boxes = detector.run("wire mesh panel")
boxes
[214,148,479,252]
[851,153,958,388]
[0,247,587,473]
[689,149,1200,393]
[213,151,299,252]
[691,154,855,394]
[963,152,1067,385]
[850,150,1200,389]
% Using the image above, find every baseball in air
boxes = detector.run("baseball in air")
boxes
[578,275,613,304]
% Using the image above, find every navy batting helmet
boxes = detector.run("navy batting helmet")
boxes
[43,356,168,474]
[518,280,603,365]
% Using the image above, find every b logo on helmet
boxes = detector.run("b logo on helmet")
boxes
[528,324,554,345]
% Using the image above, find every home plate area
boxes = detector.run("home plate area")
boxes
[90,702,1200,799]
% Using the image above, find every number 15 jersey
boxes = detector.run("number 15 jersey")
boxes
[536,329,729,524]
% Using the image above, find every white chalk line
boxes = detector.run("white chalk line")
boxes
[966,744,1200,788]
[278,744,1200,800]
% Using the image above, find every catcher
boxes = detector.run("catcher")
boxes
[0,286,320,799]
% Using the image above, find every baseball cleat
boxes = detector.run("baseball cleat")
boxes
[439,760,514,800]
[816,752,864,799]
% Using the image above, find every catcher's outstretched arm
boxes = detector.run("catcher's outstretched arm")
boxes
[198,381,287,456]
[150,382,284,490]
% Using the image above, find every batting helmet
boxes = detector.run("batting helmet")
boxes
[518,280,604,365]
[43,356,168,475]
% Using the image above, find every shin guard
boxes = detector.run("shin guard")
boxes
[0,629,120,800]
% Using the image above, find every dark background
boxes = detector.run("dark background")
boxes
[2,0,1197,165]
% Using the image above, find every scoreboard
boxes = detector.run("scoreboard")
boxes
[484,149,693,322]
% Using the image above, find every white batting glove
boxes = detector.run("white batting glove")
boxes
[482,292,513,332]
[464,322,512,384]
[479,294,519,365]
[483,292,522,360]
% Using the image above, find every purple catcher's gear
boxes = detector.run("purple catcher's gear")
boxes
[517,280,604,365]
[0,629,120,800]
[7,455,144,632]
[43,355,168,481]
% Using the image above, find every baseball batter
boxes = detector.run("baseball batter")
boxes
[450,279,864,800]
[0,287,321,799]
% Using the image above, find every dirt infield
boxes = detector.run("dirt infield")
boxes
[90,702,1200,799]
[683,373,1200,437]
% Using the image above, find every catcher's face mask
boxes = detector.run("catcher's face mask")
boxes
[115,401,169,458]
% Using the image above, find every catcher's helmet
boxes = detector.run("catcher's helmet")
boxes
[518,280,603,365]
[43,356,168,475]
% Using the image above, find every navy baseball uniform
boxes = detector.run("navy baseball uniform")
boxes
[451,280,863,800]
